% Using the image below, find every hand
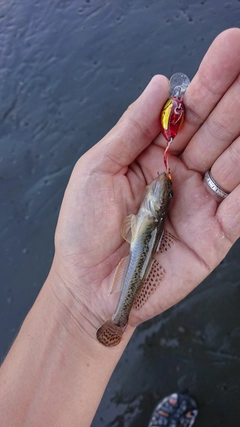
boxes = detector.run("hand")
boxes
[52,28,240,341]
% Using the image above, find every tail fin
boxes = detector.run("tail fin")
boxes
[96,319,123,347]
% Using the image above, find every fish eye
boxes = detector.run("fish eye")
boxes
[168,190,174,198]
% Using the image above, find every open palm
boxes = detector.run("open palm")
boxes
[53,29,240,341]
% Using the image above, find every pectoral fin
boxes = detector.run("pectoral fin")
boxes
[121,214,137,243]
[109,255,129,294]
[133,259,166,310]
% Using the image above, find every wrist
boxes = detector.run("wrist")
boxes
[47,260,97,346]
[0,263,135,427]
[35,267,136,426]
[47,259,135,353]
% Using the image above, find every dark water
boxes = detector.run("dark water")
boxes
[0,1,240,425]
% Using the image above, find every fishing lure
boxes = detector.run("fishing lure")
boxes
[160,73,190,173]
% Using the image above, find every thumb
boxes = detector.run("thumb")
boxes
[85,75,169,174]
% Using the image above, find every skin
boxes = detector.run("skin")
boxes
[1,28,240,427]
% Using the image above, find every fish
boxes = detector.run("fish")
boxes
[96,172,173,347]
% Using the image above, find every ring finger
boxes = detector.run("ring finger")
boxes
[207,135,240,195]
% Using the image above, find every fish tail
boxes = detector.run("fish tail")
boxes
[96,319,124,347]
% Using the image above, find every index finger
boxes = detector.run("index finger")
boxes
[155,28,240,156]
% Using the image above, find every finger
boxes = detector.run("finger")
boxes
[217,185,240,244]
[153,28,240,156]
[182,74,240,172]
[205,135,240,193]
[85,75,169,174]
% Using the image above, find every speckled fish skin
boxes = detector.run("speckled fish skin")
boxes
[96,172,172,347]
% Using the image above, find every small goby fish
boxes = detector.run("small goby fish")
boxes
[96,172,173,347]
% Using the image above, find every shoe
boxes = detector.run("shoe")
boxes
[148,392,198,426]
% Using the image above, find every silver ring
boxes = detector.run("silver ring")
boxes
[204,170,230,199]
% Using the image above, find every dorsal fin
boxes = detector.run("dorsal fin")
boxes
[121,214,137,243]
[109,255,129,294]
